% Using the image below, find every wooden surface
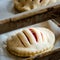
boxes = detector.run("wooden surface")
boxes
[0,7,60,34]
[34,48,60,60]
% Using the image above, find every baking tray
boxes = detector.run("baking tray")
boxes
[0,20,60,60]
[0,7,60,34]
[0,0,60,24]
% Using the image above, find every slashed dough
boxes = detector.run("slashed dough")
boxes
[14,0,57,12]
[7,27,55,57]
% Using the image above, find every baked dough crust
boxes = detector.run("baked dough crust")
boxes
[14,0,57,12]
[7,27,55,57]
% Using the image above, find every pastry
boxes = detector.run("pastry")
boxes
[14,0,57,12]
[7,27,55,57]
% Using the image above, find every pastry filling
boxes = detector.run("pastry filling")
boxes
[40,0,43,2]
[40,32,43,40]
[29,29,38,42]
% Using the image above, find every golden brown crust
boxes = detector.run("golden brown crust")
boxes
[7,45,53,57]
[7,27,55,57]
[13,0,57,12]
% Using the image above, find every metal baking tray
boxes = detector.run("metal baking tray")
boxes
[0,20,60,60]
[0,0,60,24]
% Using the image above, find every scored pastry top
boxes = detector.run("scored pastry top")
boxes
[14,0,57,11]
[7,27,55,56]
